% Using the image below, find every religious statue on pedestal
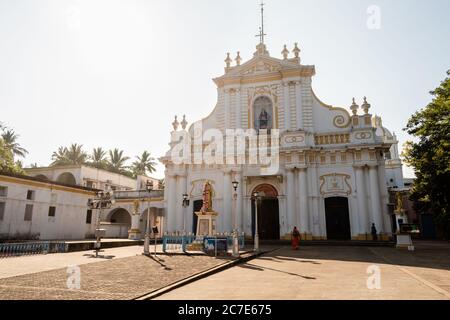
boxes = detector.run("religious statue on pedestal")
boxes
[259,109,270,130]
[200,181,214,214]
[195,181,218,236]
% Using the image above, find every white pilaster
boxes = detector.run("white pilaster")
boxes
[298,168,309,233]
[286,168,295,231]
[355,166,369,235]
[368,165,383,232]
[295,81,303,130]
[310,164,321,237]
[378,161,391,234]
[235,172,243,231]
[283,82,291,131]
[235,89,241,129]
[175,174,187,232]
[165,174,176,232]
[224,89,230,129]
[223,170,232,232]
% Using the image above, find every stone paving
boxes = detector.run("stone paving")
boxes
[0,249,232,300]
[157,241,450,300]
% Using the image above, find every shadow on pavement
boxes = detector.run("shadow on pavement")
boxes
[239,262,316,280]
[264,241,450,272]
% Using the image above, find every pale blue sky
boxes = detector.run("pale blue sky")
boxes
[1,0,449,179]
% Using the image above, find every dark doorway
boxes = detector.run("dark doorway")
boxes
[192,200,203,234]
[325,197,351,240]
[252,198,280,240]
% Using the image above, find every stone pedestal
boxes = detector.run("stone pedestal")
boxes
[128,214,142,240]
[195,212,218,236]
[395,209,414,250]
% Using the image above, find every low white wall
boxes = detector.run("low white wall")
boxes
[101,223,129,239]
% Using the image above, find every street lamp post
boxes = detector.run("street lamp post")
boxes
[143,180,154,256]
[253,191,260,252]
[88,190,115,258]
[232,180,240,257]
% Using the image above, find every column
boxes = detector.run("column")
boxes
[378,162,391,235]
[298,168,309,234]
[235,89,241,129]
[235,172,243,231]
[283,82,291,131]
[295,81,303,130]
[165,174,175,232]
[286,168,295,231]
[355,166,368,235]
[177,175,187,232]
[223,170,232,232]
[224,89,230,129]
[310,164,320,237]
[368,165,383,233]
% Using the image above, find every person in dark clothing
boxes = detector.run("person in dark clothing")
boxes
[371,223,378,241]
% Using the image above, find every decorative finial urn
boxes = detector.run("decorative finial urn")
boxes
[225,53,232,69]
[235,52,242,66]
[293,42,301,58]
[172,115,179,131]
[350,97,359,116]
[181,115,188,130]
[361,96,371,114]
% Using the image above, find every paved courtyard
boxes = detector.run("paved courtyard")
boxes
[0,241,449,300]
[157,241,450,300]
[0,246,233,300]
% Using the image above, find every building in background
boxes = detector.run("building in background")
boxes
[0,172,98,240]
[25,165,159,192]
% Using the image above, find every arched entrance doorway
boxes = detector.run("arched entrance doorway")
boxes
[251,184,280,240]
[325,197,351,240]
[105,208,132,239]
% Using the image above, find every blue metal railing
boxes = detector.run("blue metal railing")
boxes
[162,233,245,253]
[0,242,68,258]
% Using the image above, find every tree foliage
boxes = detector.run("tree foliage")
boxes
[403,71,450,239]
[0,125,26,175]
[131,151,157,177]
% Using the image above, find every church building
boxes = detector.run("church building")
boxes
[160,27,403,241]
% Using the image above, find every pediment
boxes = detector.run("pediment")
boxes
[226,56,297,77]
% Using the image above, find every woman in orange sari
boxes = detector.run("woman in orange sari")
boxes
[291,227,300,250]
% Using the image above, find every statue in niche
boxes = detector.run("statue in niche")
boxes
[253,96,273,131]
[259,109,270,130]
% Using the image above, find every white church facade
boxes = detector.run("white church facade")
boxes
[160,40,404,242]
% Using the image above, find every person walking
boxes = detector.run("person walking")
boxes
[371,223,378,241]
[291,226,301,250]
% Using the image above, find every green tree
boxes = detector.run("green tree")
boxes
[90,147,108,169]
[1,129,28,158]
[403,70,450,239]
[131,151,157,176]
[107,149,130,174]
[51,144,88,166]
[0,139,24,174]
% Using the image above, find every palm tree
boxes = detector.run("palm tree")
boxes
[131,151,157,176]
[107,149,130,173]
[51,146,69,166]
[1,129,28,158]
[51,144,87,166]
[65,143,88,165]
[90,147,107,169]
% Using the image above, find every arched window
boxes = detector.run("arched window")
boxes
[253,96,273,130]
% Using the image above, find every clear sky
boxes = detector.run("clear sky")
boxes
[1,0,449,179]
